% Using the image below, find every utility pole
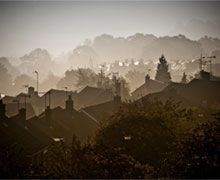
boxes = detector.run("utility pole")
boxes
[34,71,39,93]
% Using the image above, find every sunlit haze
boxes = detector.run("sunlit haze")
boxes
[1,1,220,56]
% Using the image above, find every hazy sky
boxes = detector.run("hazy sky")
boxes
[0,1,220,57]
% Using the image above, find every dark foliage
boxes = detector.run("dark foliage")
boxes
[160,120,220,178]
[0,100,219,179]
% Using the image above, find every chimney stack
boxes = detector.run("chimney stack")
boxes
[28,86,35,97]
[65,95,74,113]
[0,99,6,119]
[145,74,150,84]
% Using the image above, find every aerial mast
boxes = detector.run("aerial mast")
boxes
[34,71,39,93]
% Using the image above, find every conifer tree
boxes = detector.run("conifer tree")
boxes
[155,55,171,83]
[181,72,188,84]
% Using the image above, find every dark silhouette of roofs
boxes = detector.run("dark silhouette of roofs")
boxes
[82,95,122,122]
[2,95,35,119]
[1,85,114,119]
[75,86,114,108]
[1,72,220,157]
[32,86,113,115]
[0,95,99,156]
[0,105,51,156]
[142,79,220,107]
[39,86,113,110]
[131,76,167,100]
[28,96,98,143]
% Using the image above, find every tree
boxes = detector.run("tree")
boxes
[95,100,188,167]
[37,136,155,179]
[56,68,98,90]
[0,144,29,178]
[181,72,188,84]
[160,120,220,178]
[0,63,12,94]
[40,72,60,92]
[75,68,98,88]
[19,48,54,80]
[155,55,171,83]
[13,74,35,93]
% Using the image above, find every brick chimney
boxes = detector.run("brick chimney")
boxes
[145,74,150,84]
[0,99,6,119]
[65,95,74,113]
[28,86,35,96]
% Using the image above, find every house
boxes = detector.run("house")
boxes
[143,79,220,108]
[131,74,167,100]
[0,99,51,157]
[82,96,122,123]
[81,81,122,122]
[2,87,38,119]
[31,86,114,116]
[2,93,36,119]
[75,86,114,108]
[28,95,99,143]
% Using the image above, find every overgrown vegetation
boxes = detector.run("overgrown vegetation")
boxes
[0,100,219,178]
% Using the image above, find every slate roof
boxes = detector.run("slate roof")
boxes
[76,86,114,108]
[5,102,35,119]
[131,79,167,100]
[28,106,98,143]
[0,115,51,156]
[82,100,115,122]
[143,79,220,107]
[2,93,36,119]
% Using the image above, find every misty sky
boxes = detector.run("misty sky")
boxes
[0,1,220,57]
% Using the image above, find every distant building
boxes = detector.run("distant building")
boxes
[199,70,211,80]
[195,70,220,81]
[0,105,51,158]
[2,97,35,120]
[1,86,114,119]
[143,79,220,108]
[82,80,122,122]
[131,74,167,100]
[75,86,114,108]
[28,96,98,143]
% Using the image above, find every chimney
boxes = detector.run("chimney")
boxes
[199,70,210,80]
[19,108,26,126]
[45,106,52,127]
[65,95,74,112]
[0,99,6,119]
[145,74,150,84]
[28,86,35,96]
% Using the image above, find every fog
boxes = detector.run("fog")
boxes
[1,1,220,179]
[1,1,220,56]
